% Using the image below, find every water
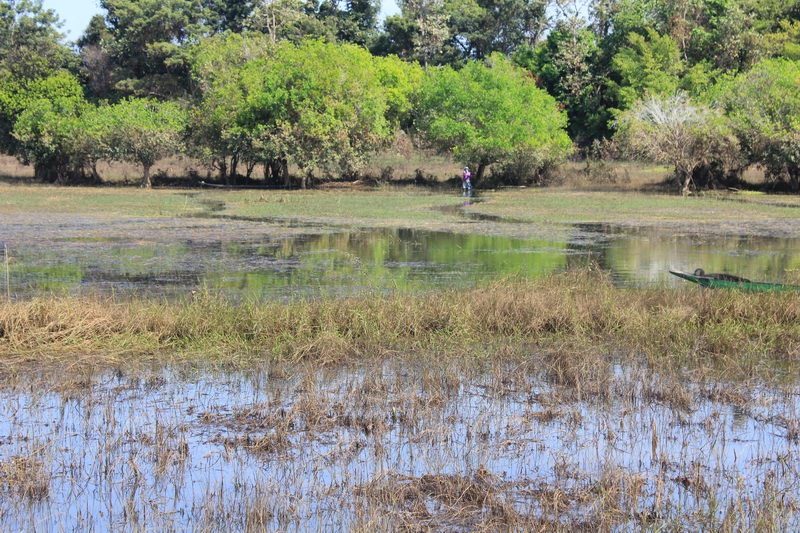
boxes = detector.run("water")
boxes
[3,212,800,299]
[0,364,797,531]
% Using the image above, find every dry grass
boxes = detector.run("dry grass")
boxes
[1,270,799,380]
[0,155,198,184]
[0,452,50,501]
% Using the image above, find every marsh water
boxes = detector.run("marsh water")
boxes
[3,209,800,299]
[1,363,798,531]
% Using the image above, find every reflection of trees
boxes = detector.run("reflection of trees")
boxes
[10,264,83,293]
[601,231,800,283]
[205,229,569,292]
[14,227,800,296]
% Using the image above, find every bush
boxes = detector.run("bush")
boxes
[718,58,800,190]
[615,93,740,194]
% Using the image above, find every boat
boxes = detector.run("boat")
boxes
[669,269,800,292]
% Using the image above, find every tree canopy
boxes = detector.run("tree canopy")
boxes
[416,53,572,183]
[0,0,798,191]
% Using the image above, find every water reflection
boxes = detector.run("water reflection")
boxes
[0,364,797,531]
[4,224,800,299]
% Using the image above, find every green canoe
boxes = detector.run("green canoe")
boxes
[669,270,800,292]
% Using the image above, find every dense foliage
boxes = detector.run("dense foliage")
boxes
[417,54,572,183]
[0,0,799,190]
[717,58,800,189]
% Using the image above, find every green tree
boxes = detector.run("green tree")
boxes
[246,0,331,43]
[203,0,256,33]
[188,32,277,183]
[718,58,800,190]
[0,0,75,79]
[610,29,715,109]
[416,53,573,184]
[10,86,94,183]
[514,24,611,144]
[373,0,549,65]
[373,54,423,128]
[446,0,549,59]
[237,40,393,187]
[0,71,86,176]
[87,0,206,98]
[247,0,380,46]
[96,98,187,187]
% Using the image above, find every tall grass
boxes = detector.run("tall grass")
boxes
[1,270,799,376]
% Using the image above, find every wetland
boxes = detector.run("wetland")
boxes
[2,184,800,531]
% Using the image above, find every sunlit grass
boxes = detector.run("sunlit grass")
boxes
[212,187,467,224]
[2,270,799,381]
[470,189,800,226]
[0,184,202,217]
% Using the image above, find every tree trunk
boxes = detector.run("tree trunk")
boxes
[245,161,256,180]
[263,162,271,182]
[91,161,102,183]
[679,169,693,196]
[35,162,56,183]
[270,159,283,186]
[218,159,228,182]
[229,155,239,185]
[141,164,152,188]
[282,159,290,188]
[476,162,487,185]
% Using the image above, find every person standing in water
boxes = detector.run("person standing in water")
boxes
[462,166,472,195]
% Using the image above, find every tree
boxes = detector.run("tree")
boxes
[0,0,76,80]
[446,0,550,59]
[0,71,86,176]
[610,29,715,109]
[515,23,607,143]
[10,86,93,183]
[188,32,278,183]
[416,53,573,184]
[246,0,333,43]
[237,40,393,187]
[87,0,207,98]
[718,58,800,190]
[203,0,257,33]
[373,54,423,129]
[96,98,187,187]
[373,0,550,65]
[402,0,451,66]
[616,93,739,194]
[247,0,380,46]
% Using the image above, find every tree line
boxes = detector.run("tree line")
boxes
[0,0,799,192]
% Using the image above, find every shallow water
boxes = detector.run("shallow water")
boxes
[0,363,797,531]
[3,210,800,299]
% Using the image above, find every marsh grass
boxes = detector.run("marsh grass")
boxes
[0,451,50,501]
[2,270,800,380]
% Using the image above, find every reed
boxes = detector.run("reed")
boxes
[1,270,798,379]
[3,244,8,301]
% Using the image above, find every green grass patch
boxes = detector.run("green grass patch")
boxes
[0,184,202,217]
[208,188,467,225]
[470,189,800,226]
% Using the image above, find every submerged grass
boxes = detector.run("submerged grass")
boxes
[2,270,800,379]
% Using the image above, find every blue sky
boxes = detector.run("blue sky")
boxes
[42,0,400,41]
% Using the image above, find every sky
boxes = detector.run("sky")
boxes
[42,0,401,41]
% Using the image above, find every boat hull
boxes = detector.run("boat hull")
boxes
[669,270,800,292]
